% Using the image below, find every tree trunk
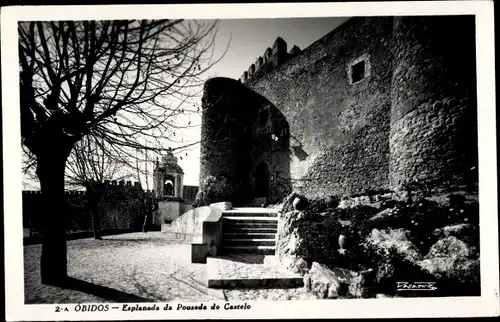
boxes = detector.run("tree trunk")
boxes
[142,198,149,232]
[88,184,103,239]
[37,146,72,286]
[91,206,102,239]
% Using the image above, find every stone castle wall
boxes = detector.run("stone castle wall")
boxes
[245,17,395,198]
[200,16,478,203]
[389,16,478,193]
[200,78,290,206]
[23,181,147,233]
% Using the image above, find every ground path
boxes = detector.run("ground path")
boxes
[24,232,315,304]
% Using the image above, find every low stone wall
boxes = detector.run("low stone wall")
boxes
[155,199,186,229]
[168,206,213,242]
[191,208,223,263]
[167,205,224,263]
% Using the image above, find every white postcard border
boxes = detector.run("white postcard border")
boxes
[2,1,498,320]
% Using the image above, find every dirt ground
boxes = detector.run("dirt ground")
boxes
[24,232,314,304]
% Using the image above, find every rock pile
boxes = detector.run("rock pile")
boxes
[276,190,480,298]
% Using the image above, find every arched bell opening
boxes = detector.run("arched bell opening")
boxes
[163,175,175,197]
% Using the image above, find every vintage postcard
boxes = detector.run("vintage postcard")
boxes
[2,1,499,320]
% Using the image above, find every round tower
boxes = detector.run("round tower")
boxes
[199,77,290,206]
[199,77,255,205]
[389,16,478,193]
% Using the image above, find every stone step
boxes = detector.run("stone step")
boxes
[223,207,278,215]
[223,222,278,229]
[222,245,276,255]
[224,227,278,233]
[207,255,303,289]
[224,238,276,247]
[224,232,276,239]
[223,217,278,226]
[222,212,277,218]
[223,216,278,222]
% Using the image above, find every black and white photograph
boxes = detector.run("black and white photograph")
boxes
[2,1,499,320]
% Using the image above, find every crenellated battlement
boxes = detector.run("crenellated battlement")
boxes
[239,37,301,84]
[103,180,142,188]
[23,190,87,196]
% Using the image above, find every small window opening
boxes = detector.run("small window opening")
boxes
[351,60,366,83]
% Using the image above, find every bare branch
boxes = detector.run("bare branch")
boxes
[20,19,227,188]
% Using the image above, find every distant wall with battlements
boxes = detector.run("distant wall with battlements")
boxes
[23,181,148,234]
[23,180,200,235]
[200,16,478,203]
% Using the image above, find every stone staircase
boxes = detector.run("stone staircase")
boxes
[206,206,303,289]
[221,207,278,255]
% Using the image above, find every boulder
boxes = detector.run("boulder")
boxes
[338,196,373,209]
[418,256,480,294]
[284,229,301,256]
[394,190,410,202]
[425,193,453,207]
[296,211,307,221]
[380,198,399,209]
[425,236,478,259]
[369,208,398,222]
[442,223,475,239]
[433,224,475,239]
[292,196,309,211]
[292,257,310,275]
[281,256,309,275]
[279,211,301,235]
[303,262,372,299]
[367,228,422,263]
[338,219,351,227]
[278,226,306,268]
[347,269,376,298]
[418,235,480,296]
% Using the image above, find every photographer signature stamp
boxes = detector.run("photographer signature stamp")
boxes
[397,282,438,291]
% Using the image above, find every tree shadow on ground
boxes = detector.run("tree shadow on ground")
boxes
[61,277,155,302]
[123,266,225,302]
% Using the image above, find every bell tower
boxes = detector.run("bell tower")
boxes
[153,148,184,199]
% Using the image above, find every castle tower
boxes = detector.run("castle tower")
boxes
[389,16,478,193]
[199,78,253,205]
[199,77,291,206]
[153,149,184,199]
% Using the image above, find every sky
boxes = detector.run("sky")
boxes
[22,17,351,190]
[172,17,350,187]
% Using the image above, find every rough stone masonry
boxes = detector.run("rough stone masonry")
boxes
[199,16,478,205]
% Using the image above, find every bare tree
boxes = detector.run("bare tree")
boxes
[65,135,123,239]
[66,136,122,187]
[19,19,225,285]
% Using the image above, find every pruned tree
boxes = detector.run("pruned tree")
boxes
[19,19,225,285]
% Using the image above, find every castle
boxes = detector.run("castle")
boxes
[199,16,478,206]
